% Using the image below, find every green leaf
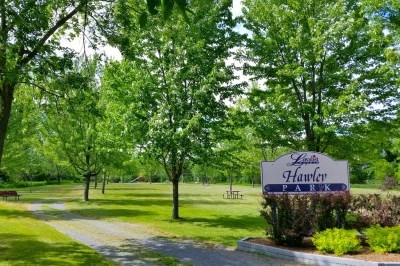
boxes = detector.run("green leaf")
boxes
[147,0,161,15]
[139,12,148,28]
[175,0,188,11]
[162,0,174,19]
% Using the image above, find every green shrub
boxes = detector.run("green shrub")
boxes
[365,225,400,254]
[312,228,361,256]
[261,192,350,246]
[349,194,400,228]
[261,193,312,245]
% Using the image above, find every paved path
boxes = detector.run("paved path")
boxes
[29,201,302,266]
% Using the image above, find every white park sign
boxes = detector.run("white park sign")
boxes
[261,151,349,194]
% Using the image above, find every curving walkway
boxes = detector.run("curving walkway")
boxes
[29,200,303,266]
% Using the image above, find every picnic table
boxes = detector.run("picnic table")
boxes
[223,190,243,199]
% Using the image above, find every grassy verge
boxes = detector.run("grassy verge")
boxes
[62,183,266,248]
[350,183,381,189]
[0,199,117,266]
[66,183,400,247]
[6,183,400,252]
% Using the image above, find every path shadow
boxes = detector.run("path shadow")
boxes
[127,236,269,266]
[97,241,180,266]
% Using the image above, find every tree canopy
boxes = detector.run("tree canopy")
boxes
[0,0,399,215]
[0,0,90,167]
[241,0,398,152]
[103,0,241,218]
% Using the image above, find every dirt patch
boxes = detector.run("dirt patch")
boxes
[248,237,400,262]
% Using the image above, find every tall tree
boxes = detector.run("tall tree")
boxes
[105,0,241,219]
[40,57,103,201]
[0,0,92,167]
[241,0,399,152]
[0,0,192,168]
[2,86,52,179]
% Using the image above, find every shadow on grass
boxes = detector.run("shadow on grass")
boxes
[80,198,172,207]
[90,197,235,207]
[31,207,156,221]
[101,193,172,199]
[183,214,264,231]
[98,185,172,193]
[0,233,113,265]
[0,208,33,219]
[181,198,248,205]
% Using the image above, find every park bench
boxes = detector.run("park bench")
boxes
[223,190,243,199]
[0,190,21,201]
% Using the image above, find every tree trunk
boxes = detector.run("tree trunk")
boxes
[84,175,90,201]
[304,114,316,151]
[94,174,98,189]
[172,175,179,219]
[101,171,106,194]
[84,148,91,201]
[56,166,61,184]
[0,82,15,167]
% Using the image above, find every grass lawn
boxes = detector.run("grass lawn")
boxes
[3,182,400,264]
[0,198,117,266]
[69,183,400,246]
[65,183,267,248]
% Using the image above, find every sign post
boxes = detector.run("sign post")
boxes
[261,151,349,194]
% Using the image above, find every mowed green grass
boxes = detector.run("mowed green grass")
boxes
[4,182,400,260]
[0,199,117,266]
[65,183,400,247]
[64,183,266,247]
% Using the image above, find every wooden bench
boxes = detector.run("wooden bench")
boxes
[223,190,243,199]
[0,191,21,201]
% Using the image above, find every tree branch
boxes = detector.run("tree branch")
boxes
[20,82,61,97]
[17,0,88,68]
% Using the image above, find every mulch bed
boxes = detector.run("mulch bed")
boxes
[247,237,400,262]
